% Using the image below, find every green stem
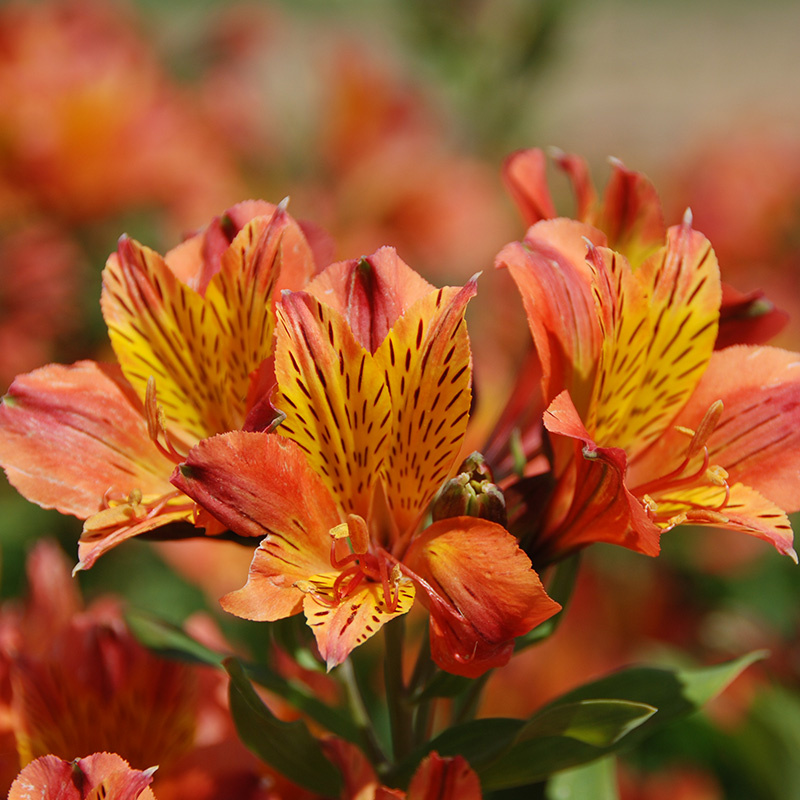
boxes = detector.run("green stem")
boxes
[384,618,413,762]
[340,657,387,767]
[452,672,490,727]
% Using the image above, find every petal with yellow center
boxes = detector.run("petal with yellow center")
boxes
[375,280,477,538]
[305,247,434,353]
[606,217,721,456]
[648,481,795,559]
[303,576,415,671]
[586,244,652,444]
[274,292,390,517]
[630,346,800,515]
[405,517,561,678]
[172,431,340,620]
[0,361,176,519]
[102,213,289,445]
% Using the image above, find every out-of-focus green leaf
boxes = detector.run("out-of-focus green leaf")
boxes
[126,608,225,666]
[225,657,342,796]
[546,757,619,800]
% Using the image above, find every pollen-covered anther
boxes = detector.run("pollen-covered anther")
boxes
[706,465,729,487]
[642,494,659,515]
[329,523,350,541]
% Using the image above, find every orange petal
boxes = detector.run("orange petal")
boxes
[173,431,340,621]
[305,247,434,353]
[543,391,661,560]
[405,517,560,678]
[502,148,558,226]
[304,578,415,670]
[497,219,605,412]
[407,753,482,800]
[321,739,381,800]
[78,505,194,571]
[9,753,156,800]
[606,217,721,456]
[597,157,665,265]
[0,361,175,519]
[274,292,390,518]
[375,279,477,538]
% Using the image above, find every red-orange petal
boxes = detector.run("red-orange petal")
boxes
[305,247,434,353]
[496,219,605,412]
[173,431,340,620]
[405,517,560,678]
[543,391,661,559]
[0,361,175,519]
[407,753,482,800]
[8,753,156,800]
[597,157,665,265]
[502,148,558,226]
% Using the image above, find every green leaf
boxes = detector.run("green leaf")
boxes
[546,757,619,800]
[479,650,766,790]
[225,657,342,796]
[125,608,225,666]
[518,700,656,747]
[480,702,654,789]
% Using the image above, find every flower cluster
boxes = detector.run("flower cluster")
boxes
[0,149,798,798]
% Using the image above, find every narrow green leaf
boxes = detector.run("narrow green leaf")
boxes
[225,657,342,796]
[125,609,225,666]
[546,757,619,800]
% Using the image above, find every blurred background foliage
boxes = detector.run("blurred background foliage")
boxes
[1,0,799,797]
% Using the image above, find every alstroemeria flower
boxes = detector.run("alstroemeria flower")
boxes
[173,248,559,677]
[502,147,788,346]
[0,201,318,569]
[8,753,156,800]
[497,210,800,565]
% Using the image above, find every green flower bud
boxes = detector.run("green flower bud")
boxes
[431,452,508,526]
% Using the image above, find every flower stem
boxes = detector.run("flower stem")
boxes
[340,657,387,767]
[384,618,413,762]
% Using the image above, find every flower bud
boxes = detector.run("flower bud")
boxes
[431,452,507,526]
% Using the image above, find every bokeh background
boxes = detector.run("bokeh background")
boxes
[1,1,799,797]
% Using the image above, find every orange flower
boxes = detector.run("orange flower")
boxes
[498,206,800,565]
[0,202,317,568]
[174,248,559,677]
[8,753,157,800]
